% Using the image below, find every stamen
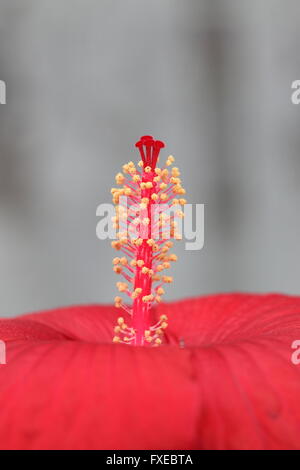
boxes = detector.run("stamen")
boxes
[110,137,185,346]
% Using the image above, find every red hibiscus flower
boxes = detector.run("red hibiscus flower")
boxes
[0,292,300,450]
[1,137,298,450]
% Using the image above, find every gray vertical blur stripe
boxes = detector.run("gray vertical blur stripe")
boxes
[0,0,300,317]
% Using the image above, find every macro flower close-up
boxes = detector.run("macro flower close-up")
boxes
[1,0,300,455]
[1,135,300,450]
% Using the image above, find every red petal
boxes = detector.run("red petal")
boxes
[0,305,199,450]
[20,304,118,343]
[158,293,300,449]
[1,294,300,449]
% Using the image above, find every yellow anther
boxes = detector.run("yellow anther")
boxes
[142,294,154,303]
[140,182,146,190]
[113,257,120,265]
[155,338,162,345]
[176,210,185,218]
[141,197,149,204]
[153,176,161,183]
[160,315,168,321]
[111,241,121,250]
[112,194,120,204]
[145,182,153,189]
[155,296,162,303]
[134,238,143,246]
[172,198,179,206]
[144,166,151,173]
[132,287,142,299]
[156,264,164,272]
[142,217,150,225]
[113,336,120,343]
[130,260,137,267]
[113,266,122,274]
[156,328,163,335]
[163,262,170,269]
[117,317,125,325]
[160,193,167,201]
[152,244,159,252]
[165,241,173,248]
[146,239,155,246]
[170,177,181,184]
[138,160,144,167]
[162,276,173,283]
[159,183,167,190]
[148,269,154,276]
[146,336,153,342]
[116,282,128,292]
[142,267,149,274]
[120,257,128,265]
[115,173,125,184]
[151,193,159,201]
[137,259,144,267]
[154,167,162,175]
[128,167,137,175]
[168,155,175,163]
[173,185,185,195]
[168,254,177,262]
[157,287,165,295]
[140,203,147,210]
[132,174,140,182]
[171,167,180,177]
[144,330,151,337]
[172,184,181,194]
[179,198,186,205]
[124,188,132,196]
[161,322,168,329]
[114,325,121,333]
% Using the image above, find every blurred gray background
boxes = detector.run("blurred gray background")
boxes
[0,0,300,317]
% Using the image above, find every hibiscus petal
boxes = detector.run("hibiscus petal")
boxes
[158,294,300,449]
[1,294,300,449]
[19,304,118,343]
[0,306,199,450]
